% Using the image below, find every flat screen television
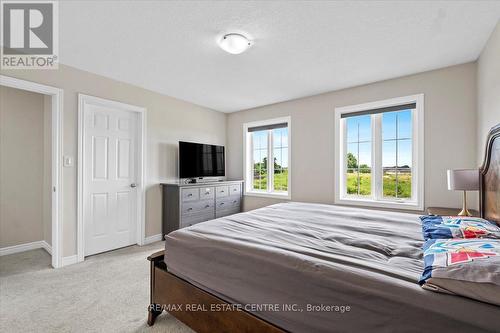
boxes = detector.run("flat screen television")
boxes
[179,141,225,179]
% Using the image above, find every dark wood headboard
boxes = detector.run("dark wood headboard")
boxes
[480,123,500,224]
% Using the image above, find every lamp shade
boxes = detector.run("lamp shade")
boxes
[447,169,479,191]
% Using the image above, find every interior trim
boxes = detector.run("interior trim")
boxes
[0,241,52,257]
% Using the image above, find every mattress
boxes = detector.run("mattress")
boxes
[164,202,500,332]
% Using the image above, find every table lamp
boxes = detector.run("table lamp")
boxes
[447,169,479,216]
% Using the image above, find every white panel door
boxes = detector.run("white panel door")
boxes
[83,104,138,256]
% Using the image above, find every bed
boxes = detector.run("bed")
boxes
[147,124,500,332]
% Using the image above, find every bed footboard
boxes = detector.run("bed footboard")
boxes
[147,250,285,332]
[147,250,165,325]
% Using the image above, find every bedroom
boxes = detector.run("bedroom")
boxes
[0,1,499,332]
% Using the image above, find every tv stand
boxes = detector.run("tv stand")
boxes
[160,180,244,234]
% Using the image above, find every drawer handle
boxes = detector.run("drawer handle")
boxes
[205,205,210,208]
[220,202,225,205]
[233,200,237,203]
[205,192,210,195]
[233,189,237,191]
[187,193,193,197]
[221,190,225,193]
[187,207,193,211]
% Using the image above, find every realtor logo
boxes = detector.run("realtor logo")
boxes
[1,0,58,69]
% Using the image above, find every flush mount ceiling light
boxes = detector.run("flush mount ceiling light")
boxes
[218,33,252,54]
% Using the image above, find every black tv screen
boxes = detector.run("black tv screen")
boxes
[179,141,225,178]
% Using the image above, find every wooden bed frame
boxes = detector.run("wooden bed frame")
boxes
[147,124,500,332]
[147,251,285,332]
[480,124,500,225]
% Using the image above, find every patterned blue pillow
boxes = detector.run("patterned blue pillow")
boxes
[420,215,500,240]
[419,238,500,285]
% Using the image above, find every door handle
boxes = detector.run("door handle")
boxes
[130,183,137,188]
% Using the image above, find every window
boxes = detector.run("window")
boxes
[335,95,424,210]
[346,115,372,196]
[244,117,291,199]
[382,111,413,199]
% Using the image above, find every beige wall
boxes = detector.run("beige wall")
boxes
[0,86,48,248]
[1,64,226,257]
[227,63,479,212]
[477,22,500,163]
[1,53,487,255]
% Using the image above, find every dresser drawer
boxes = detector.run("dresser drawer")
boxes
[199,186,215,200]
[180,213,212,228]
[181,188,199,202]
[181,199,214,216]
[229,184,241,196]
[215,196,241,211]
[216,207,241,219]
[216,186,229,198]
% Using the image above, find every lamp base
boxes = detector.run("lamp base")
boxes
[457,191,472,217]
[457,208,472,217]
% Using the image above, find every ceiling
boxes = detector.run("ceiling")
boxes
[59,1,500,112]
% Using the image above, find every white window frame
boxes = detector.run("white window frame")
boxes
[334,94,424,211]
[243,116,291,199]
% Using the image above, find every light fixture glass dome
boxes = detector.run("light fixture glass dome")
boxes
[218,33,251,54]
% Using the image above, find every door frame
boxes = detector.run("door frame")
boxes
[0,75,64,268]
[77,94,146,263]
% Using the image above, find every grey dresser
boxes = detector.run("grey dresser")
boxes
[161,180,244,234]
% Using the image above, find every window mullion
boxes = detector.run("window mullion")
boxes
[357,123,360,195]
[395,113,399,199]
[373,114,382,201]
[249,133,253,192]
[411,109,417,201]
[268,130,274,193]
[342,119,347,198]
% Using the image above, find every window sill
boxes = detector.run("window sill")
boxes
[244,191,291,200]
[336,197,423,211]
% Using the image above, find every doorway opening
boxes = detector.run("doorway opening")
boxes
[0,75,63,268]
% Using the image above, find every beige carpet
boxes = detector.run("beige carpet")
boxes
[0,243,195,333]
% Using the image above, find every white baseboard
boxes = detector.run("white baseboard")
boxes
[41,241,52,255]
[0,240,52,256]
[143,234,163,244]
[62,255,78,266]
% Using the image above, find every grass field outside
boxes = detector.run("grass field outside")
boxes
[347,171,412,198]
[252,168,410,198]
[274,169,288,191]
[253,169,288,192]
